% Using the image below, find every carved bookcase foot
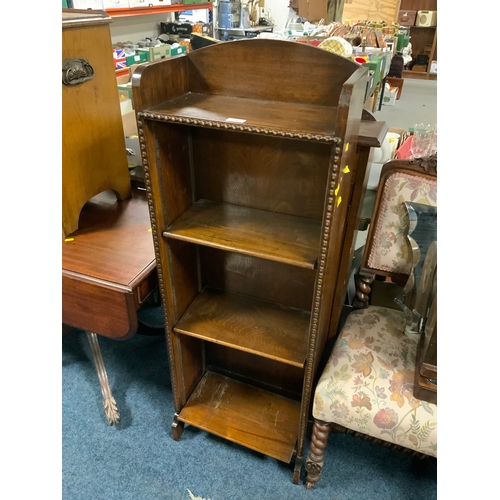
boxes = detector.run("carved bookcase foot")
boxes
[86,331,120,425]
[305,419,330,489]
[172,414,185,441]
[293,454,303,485]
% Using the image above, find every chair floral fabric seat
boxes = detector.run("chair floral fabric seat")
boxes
[313,305,437,456]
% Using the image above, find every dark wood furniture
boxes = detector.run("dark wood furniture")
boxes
[398,0,437,80]
[132,38,384,483]
[401,203,437,404]
[62,187,158,424]
[62,9,131,237]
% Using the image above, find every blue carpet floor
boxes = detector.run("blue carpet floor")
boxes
[62,316,437,500]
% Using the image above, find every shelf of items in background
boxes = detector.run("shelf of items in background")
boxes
[106,3,213,18]
[109,3,213,76]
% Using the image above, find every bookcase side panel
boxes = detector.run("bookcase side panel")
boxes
[132,56,189,114]
[295,68,368,463]
[151,122,194,226]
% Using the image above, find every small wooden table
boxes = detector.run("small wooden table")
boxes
[62,186,158,424]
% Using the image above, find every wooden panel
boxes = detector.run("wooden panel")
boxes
[343,0,399,23]
[200,247,316,311]
[298,0,327,23]
[206,344,304,399]
[400,0,437,11]
[147,92,339,140]
[193,129,330,219]
[164,200,322,269]
[151,121,194,228]
[184,39,360,106]
[178,371,301,463]
[174,287,310,367]
[62,19,130,236]
[62,274,137,339]
[166,239,200,324]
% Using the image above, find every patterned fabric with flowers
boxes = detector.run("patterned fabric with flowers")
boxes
[313,306,437,457]
[367,173,437,274]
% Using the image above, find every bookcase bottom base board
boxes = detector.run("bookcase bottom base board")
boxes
[177,370,301,463]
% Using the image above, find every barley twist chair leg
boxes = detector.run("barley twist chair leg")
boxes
[353,274,374,308]
[305,419,330,489]
[86,331,120,425]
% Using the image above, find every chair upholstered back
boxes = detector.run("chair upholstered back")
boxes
[361,154,437,282]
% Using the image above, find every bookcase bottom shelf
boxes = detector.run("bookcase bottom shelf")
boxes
[177,370,301,463]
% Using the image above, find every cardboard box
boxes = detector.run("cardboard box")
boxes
[118,82,133,101]
[397,10,417,26]
[387,127,409,152]
[114,57,127,69]
[120,98,133,115]
[429,60,437,74]
[170,45,187,57]
[126,51,149,66]
[386,77,404,100]
[161,22,193,37]
[113,48,126,59]
[148,44,171,61]
[412,64,428,72]
[116,73,131,85]
[382,88,398,106]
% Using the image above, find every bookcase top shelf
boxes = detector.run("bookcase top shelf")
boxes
[140,92,341,143]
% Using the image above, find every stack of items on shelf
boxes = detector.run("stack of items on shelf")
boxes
[396,9,437,73]
[70,1,199,9]
[111,19,212,72]
[287,20,399,53]
[112,34,190,71]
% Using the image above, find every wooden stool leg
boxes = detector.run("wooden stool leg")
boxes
[86,331,120,425]
[305,419,330,489]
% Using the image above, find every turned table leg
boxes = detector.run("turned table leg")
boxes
[86,331,120,425]
[305,419,330,489]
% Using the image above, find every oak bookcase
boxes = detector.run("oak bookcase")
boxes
[132,38,370,483]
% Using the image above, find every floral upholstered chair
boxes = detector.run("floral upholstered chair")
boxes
[355,154,437,302]
[305,154,437,489]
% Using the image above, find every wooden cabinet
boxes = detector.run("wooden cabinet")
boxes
[132,39,369,483]
[62,9,131,237]
[399,0,437,79]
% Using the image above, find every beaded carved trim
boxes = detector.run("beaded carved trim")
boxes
[137,112,338,143]
[298,139,342,455]
[136,116,181,412]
